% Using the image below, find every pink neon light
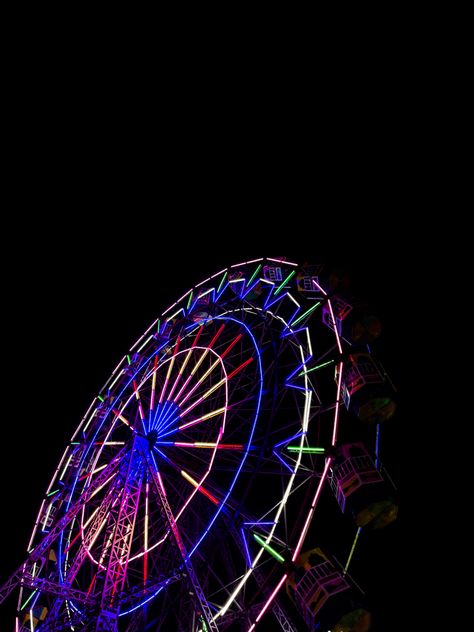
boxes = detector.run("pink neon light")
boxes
[291,458,333,562]
[173,371,195,405]
[311,278,327,296]
[332,361,344,446]
[255,573,288,623]
[328,299,343,354]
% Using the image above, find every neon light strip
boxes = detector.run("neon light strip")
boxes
[292,458,332,561]
[343,526,362,576]
[112,409,133,429]
[166,441,244,450]
[47,489,59,497]
[291,301,321,327]
[180,470,219,505]
[187,291,194,310]
[108,370,124,391]
[217,271,228,293]
[21,589,38,609]
[273,449,294,473]
[328,299,343,354]
[332,362,344,446]
[144,481,149,585]
[253,574,288,626]
[174,326,225,404]
[241,528,252,567]
[230,258,264,268]
[268,257,298,266]
[176,406,226,432]
[286,446,325,454]
[299,358,334,375]
[150,356,158,413]
[178,334,241,407]
[79,462,108,480]
[90,472,117,499]
[166,326,204,402]
[137,334,154,354]
[179,356,252,421]
[133,380,145,420]
[253,533,285,563]
[274,270,296,296]
[159,335,181,404]
[247,263,262,286]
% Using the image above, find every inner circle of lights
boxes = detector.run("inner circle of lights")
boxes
[14,258,367,631]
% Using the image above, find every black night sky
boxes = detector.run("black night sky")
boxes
[0,247,403,631]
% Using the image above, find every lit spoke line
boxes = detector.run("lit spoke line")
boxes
[157,407,226,437]
[155,413,181,436]
[175,324,225,405]
[79,462,108,481]
[166,326,204,402]
[90,472,118,499]
[298,358,335,376]
[159,335,181,404]
[157,441,244,450]
[179,358,253,421]
[133,380,145,421]
[154,400,174,430]
[144,480,149,586]
[150,356,158,414]
[177,334,242,408]
[181,470,220,505]
[112,409,134,430]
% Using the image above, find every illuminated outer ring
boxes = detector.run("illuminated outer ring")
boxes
[21,258,344,630]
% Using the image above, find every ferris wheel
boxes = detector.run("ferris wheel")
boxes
[1,258,398,631]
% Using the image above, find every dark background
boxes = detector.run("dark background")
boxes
[0,249,404,630]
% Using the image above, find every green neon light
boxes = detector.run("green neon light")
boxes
[291,301,321,327]
[217,271,228,293]
[253,533,285,563]
[343,526,362,576]
[286,446,325,454]
[247,263,262,287]
[274,270,296,296]
[156,319,161,333]
[98,395,104,402]
[47,489,59,497]
[187,291,193,309]
[299,358,335,376]
[126,354,131,365]
[21,589,38,609]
